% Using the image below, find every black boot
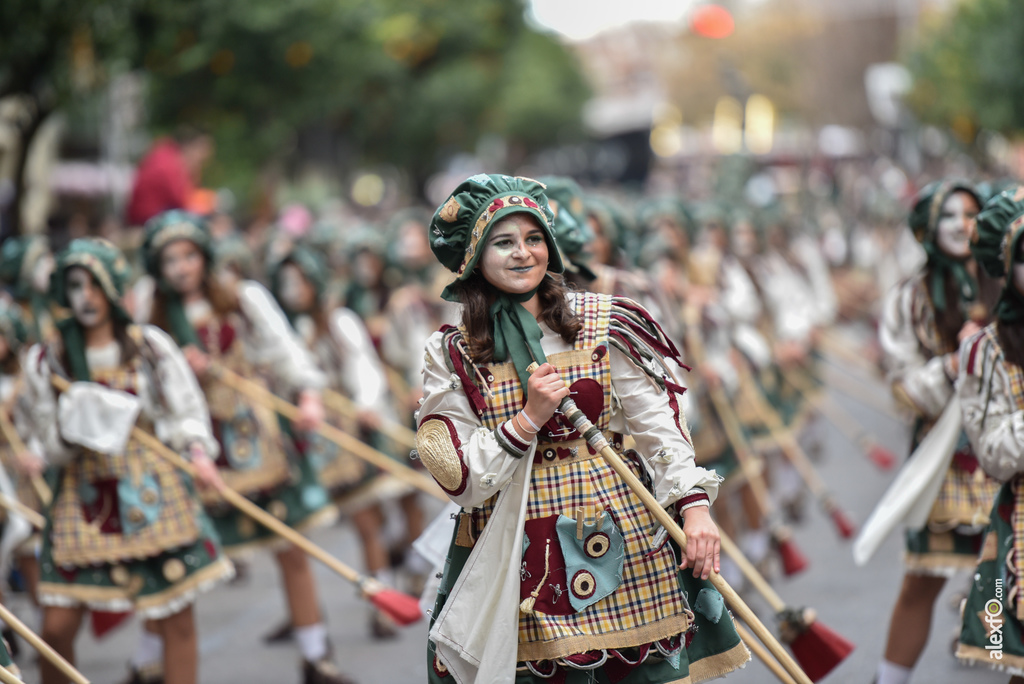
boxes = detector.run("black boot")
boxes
[302,657,358,684]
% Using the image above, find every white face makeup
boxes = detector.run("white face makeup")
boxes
[160,240,205,296]
[731,222,757,258]
[935,191,979,259]
[31,253,55,294]
[278,263,314,312]
[479,214,549,295]
[65,267,110,329]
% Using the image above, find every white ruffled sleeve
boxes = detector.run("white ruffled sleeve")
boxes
[19,344,74,466]
[329,307,393,416]
[606,345,722,509]
[415,331,535,509]
[237,280,325,395]
[880,277,953,418]
[142,325,220,459]
[958,333,1024,482]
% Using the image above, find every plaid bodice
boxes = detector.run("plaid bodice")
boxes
[475,293,615,449]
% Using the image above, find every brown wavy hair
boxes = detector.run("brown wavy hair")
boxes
[448,272,582,364]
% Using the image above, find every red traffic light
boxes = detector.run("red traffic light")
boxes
[691,4,735,39]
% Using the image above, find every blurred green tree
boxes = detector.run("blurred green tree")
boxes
[138,0,589,200]
[904,0,1024,141]
[1,0,589,228]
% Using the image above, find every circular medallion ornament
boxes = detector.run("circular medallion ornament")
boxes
[127,507,147,526]
[585,532,611,559]
[110,565,131,586]
[571,570,596,599]
[543,448,556,461]
[163,558,187,582]
[140,487,159,506]
[432,654,450,678]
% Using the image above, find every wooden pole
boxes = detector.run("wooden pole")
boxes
[0,410,53,507]
[210,365,446,502]
[0,493,45,530]
[0,602,89,684]
[526,363,814,684]
[0,665,22,684]
[736,622,797,684]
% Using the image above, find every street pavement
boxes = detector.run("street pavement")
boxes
[10,348,1010,683]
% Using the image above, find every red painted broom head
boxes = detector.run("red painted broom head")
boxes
[868,444,896,471]
[369,587,423,626]
[830,508,857,539]
[91,610,132,639]
[787,614,855,681]
[775,535,809,576]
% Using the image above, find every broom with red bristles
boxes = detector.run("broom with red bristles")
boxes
[720,530,855,681]
[737,365,858,540]
[683,317,811,576]
[48,375,423,628]
[782,369,896,472]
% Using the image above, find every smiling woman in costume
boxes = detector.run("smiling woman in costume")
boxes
[418,174,747,684]
[874,180,1002,684]
[20,238,233,684]
[955,185,1024,680]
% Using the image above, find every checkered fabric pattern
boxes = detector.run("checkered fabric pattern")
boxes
[976,326,1024,621]
[466,292,691,661]
[196,317,292,500]
[49,358,201,567]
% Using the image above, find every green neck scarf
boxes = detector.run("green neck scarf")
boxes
[924,243,977,313]
[163,290,204,350]
[57,317,91,381]
[490,286,546,399]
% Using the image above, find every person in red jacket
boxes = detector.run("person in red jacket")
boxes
[126,126,213,227]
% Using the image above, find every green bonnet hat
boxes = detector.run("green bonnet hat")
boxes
[0,235,50,300]
[269,244,329,310]
[142,210,213,284]
[428,173,562,299]
[973,184,1024,322]
[212,233,255,279]
[637,197,695,239]
[908,179,982,312]
[538,176,594,278]
[52,238,133,381]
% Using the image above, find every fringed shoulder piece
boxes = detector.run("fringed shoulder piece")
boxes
[438,324,492,418]
[608,296,688,391]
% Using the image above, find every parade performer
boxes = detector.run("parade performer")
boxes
[18,238,234,684]
[955,185,1024,679]
[874,180,1001,684]
[138,212,352,684]
[0,235,57,344]
[418,174,747,683]
[269,243,414,639]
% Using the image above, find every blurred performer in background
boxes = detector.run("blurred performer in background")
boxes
[955,186,1024,680]
[418,174,747,683]
[138,212,353,684]
[20,238,234,684]
[875,181,1001,684]
[0,235,57,344]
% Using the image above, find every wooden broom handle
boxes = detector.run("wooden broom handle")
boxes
[0,665,22,684]
[0,602,89,684]
[784,368,875,448]
[525,364,814,684]
[209,365,445,502]
[48,376,373,592]
[321,387,417,449]
[736,621,797,684]
[0,409,53,507]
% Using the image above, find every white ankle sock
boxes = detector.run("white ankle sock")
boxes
[294,623,328,662]
[876,660,912,684]
[130,630,163,669]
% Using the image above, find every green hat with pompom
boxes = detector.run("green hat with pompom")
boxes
[428,174,562,300]
[972,184,1024,322]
